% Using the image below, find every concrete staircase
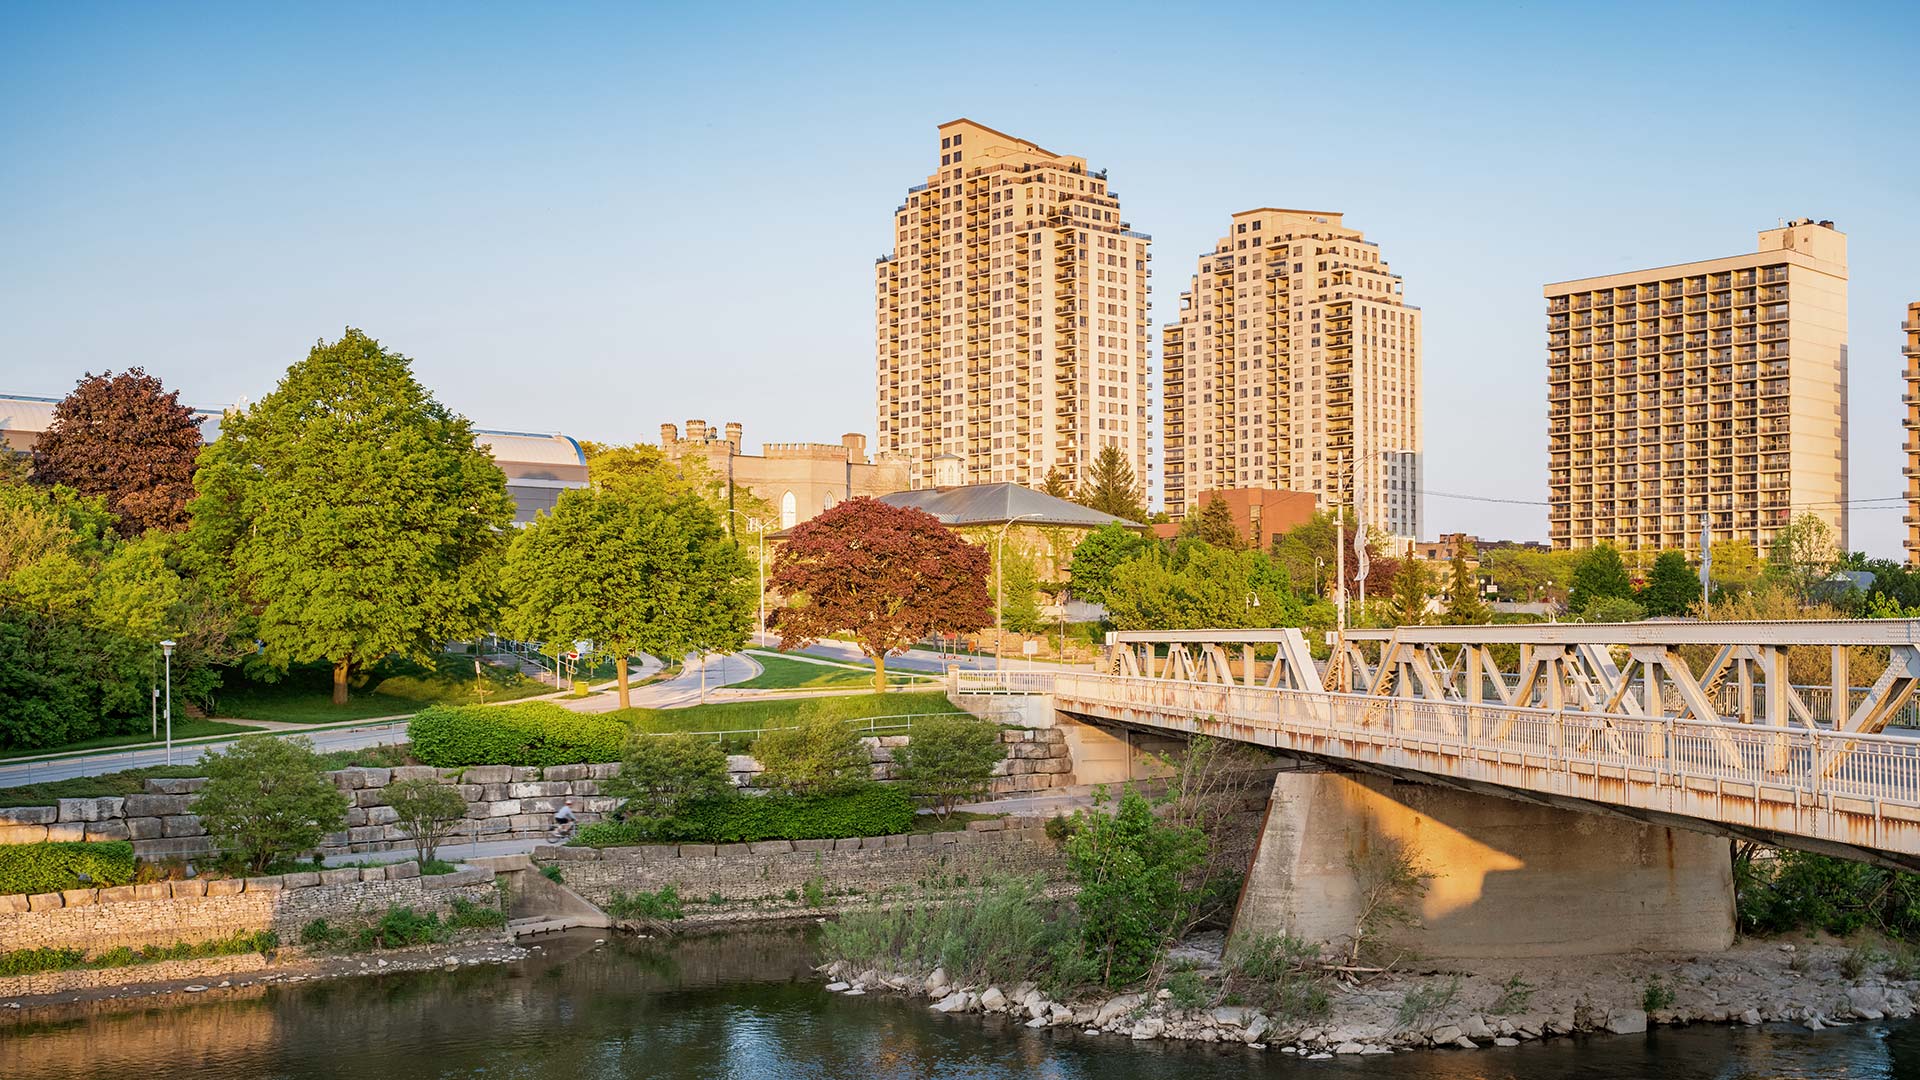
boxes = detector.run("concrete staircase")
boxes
[466,854,610,937]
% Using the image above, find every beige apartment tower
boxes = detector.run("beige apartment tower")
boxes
[1904,302,1920,565]
[1546,220,1848,554]
[875,120,1151,491]
[1162,209,1422,537]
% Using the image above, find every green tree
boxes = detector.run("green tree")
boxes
[1103,544,1305,631]
[1443,555,1489,624]
[1073,445,1147,523]
[1567,543,1632,614]
[191,735,349,871]
[1766,512,1838,602]
[1581,594,1646,623]
[1640,550,1699,617]
[190,329,515,705]
[386,778,468,867]
[500,485,751,709]
[997,546,1046,636]
[1039,468,1074,500]
[1067,523,1154,608]
[602,732,734,832]
[1065,787,1209,987]
[1391,558,1431,626]
[768,498,992,690]
[31,368,205,534]
[894,713,1006,818]
[751,714,870,796]
[1180,495,1243,550]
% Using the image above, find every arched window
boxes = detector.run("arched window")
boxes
[780,491,797,530]
[823,492,838,513]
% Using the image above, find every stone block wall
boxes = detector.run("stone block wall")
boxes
[540,818,1068,909]
[0,726,1076,867]
[0,860,497,954]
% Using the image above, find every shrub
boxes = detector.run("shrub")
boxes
[192,736,350,871]
[1396,976,1461,1028]
[356,905,448,949]
[1641,976,1676,1012]
[1736,847,1920,939]
[407,702,628,767]
[1491,973,1535,1014]
[1161,966,1210,1009]
[752,714,871,796]
[802,875,826,908]
[601,732,733,832]
[572,785,914,846]
[819,876,1070,989]
[0,931,276,975]
[300,918,344,948]
[447,897,506,930]
[386,778,468,866]
[0,840,136,897]
[894,713,1005,817]
[606,885,683,924]
[1226,933,1331,1020]
[1065,788,1209,988]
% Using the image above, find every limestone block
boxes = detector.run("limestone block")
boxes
[45,822,88,842]
[385,861,420,880]
[61,888,98,907]
[422,868,492,890]
[360,867,384,882]
[57,796,124,822]
[463,766,512,785]
[477,818,510,835]
[390,766,440,782]
[966,818,1006,832]
[170,880,207,898]
[330,769,364,790]
[507,781,567,799]
[162,815,207,838]
[125,817,167,839]
[27,892,65,911]
[572,779,599,796]
[319,868,361,886]
[725,755,763,775]
[353,789,389,808]
[85,820,131,841]
[133,882,171,901]
[144,777,207,794]
[867,746,894,763]
[880,834,907,849]
[544,764,590,782]
[587,763,620,780]
[509,767,539,783]
[98,885,138,904]
[0,893,28,912]
[455,785,486,801]
[877,735,909,748]
[380,824,409,840]
[365,806,400,826]
[359,768,392,787]
[348,826,385,844]
[245,875,285,893]
[204,878,245,897]
[792,838,834,853]
[521,798,562,815]
[508,813,549,831]
[463,803,492,821]
[481,784,509,801]
[281,872,321,889]
[677,844,716,857]
[345,808,369,828]
[0,805,57,825]
[582,797,620,814]
[0,824,49,844]
[123,793,193,817]
[748,840,794,855]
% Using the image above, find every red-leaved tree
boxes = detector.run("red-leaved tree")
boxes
[32,368,204,534]
[769,498,991,690]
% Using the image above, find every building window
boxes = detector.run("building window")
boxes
[780,491,798,530]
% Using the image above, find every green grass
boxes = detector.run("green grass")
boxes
[211,654,551,724]
[735,651,936,691]
[0,765,208,808]
[908,810,1005,834]
[609,690,965,738]
[0,719,263,762]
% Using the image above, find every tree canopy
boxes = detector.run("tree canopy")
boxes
[1443,555,1489,625]
[499,484,752,708]
[1567,543,1632,615]
[1104,543,1306,631]
[1074,445,1147,523]
[1179,495,1242,550]
[1766,512,1838,602]
[1067,522,1154,608]
[189,329,515,704]
[1391,557,1430,626]
[32,368,205,534]
[768,498,991,689]
[1639,550,1699,618]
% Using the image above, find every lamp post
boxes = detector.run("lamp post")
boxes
[994,513,1042,671]
[160,640,176,765]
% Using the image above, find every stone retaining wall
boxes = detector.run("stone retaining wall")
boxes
[539,818,1068,909]
[0,861,497,953]
[0,727,1075,868]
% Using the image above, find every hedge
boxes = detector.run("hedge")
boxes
[0,840,137,897]
[573,785,915,847]
[408,703,628,767]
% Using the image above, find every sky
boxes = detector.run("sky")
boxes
[2,2,1915,554]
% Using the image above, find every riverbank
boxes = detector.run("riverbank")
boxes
[0,934,533,1016]
[818,933,1920,1056]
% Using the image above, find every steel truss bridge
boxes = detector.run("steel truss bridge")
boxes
[956,621,1920,869]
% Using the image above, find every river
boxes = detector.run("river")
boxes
[5,927,1917,1079]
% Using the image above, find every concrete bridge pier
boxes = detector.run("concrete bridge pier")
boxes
[1232,771,1737,959]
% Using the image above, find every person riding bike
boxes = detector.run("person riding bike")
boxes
[550,797,578,841]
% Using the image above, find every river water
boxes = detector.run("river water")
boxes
[5,927,1917,1079]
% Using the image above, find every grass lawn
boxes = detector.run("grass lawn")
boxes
[608,690,964,738]
[735,651,936,692]
[211,654,551,724]
[0,719,264,763]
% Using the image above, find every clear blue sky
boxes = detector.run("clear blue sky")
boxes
[3,2,1915,554]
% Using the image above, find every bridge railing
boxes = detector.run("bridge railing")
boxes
[952,670,1058,695]
[1047,671,1920,814]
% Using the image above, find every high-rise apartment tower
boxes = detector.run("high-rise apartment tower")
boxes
[1545,220,1848,554]
[1904,302,1920,565]
[875,120,1151,491]
[1161,209,1422,536]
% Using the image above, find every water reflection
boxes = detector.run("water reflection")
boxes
[5,927,1919,1079]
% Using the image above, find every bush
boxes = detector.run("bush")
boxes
[0,840,136,897]
[895,714,1005,818]
[1737,847,1920,940]
[407,702,628,767]
[192,736,349,872]
[447,896,506,930]
[1065,788,1209,988]
[572,785,913,846]
[601,732,733,832]
[606,885,683,923]
[751,714,871,796]
[0,930,276,976]
[820,876,1070,989]
[356,905,448,949]
[386,778,468,866]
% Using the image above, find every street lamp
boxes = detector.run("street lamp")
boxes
[160,640,176,765]
[994,513,1042,671]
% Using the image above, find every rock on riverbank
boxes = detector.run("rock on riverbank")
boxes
[818,936,1920,1056]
